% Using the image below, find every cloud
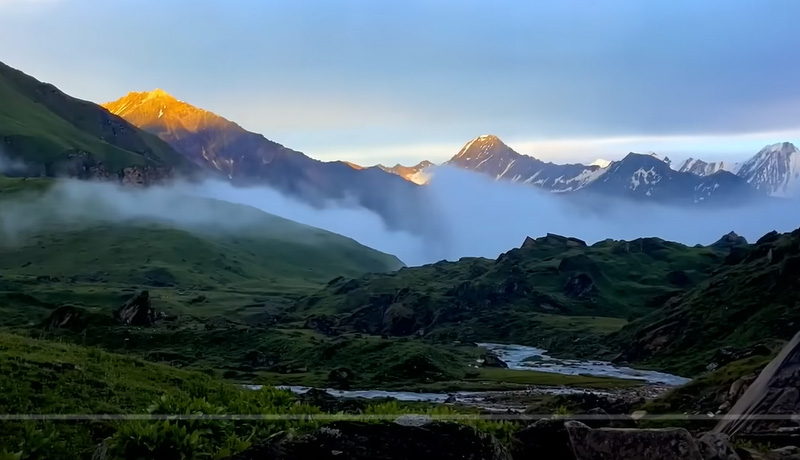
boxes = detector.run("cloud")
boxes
[0,150,32,175]
[2,170,799,269]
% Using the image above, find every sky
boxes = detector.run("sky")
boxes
[2,0,800,166]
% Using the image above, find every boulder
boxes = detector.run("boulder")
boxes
[697,432,740,460]
[565,421,704,460]
[233,421,511,460]
[715,330,800,438]
[482,353,509,368]
[327,367,355,389]
[564,273,596,299]
[511,418,575,460]
[509,413,614,460]
[44,305,90,330]
[114,291,156,326]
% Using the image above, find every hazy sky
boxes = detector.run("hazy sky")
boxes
[2,0,800,165]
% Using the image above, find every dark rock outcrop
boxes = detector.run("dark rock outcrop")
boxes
[481,353,509,368]
[715,330,800,437]
[511,418,576,460]
[233,421,510,460]
[697,432,740,460]
[44,305,90,330]
[327,367,355,389]
[564,273,596,299]
[712,232,749,249]
[114,291,156,326]
[565,421,704,460]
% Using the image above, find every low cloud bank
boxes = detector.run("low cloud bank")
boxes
[1,167,799,267]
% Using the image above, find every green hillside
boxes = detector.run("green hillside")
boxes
[292,233,725,350]
[0,61,195,175]
[609,229,800,376]
[0,177,402,321]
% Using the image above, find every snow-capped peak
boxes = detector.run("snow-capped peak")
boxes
[734,142,800,197]
[590,159,611,168]
[677,158,737,176]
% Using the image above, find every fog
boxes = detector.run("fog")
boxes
[1,166,799,266]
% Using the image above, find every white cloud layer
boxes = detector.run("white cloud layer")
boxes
[2,167,799,268]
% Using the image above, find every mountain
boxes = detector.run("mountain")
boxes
[293,233,726,348]
[0,61,196,184]
[582,152,761,205]
[445,135,762,205]
[590,159,612,168]
[674,142,800,197]
[734,142,800,197]
[610,228,800,376]
[103,90,433,234]
[446,135,603,192]
[376,160,434,184]
[0,177,404,291]
[677,158,736,176]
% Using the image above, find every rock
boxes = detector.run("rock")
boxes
[44,305,89,330]
[327,367,355,389]
[565,420,704,460]
[564,273,596,299]
[510,418,575,460]
[707,346,772,373]
[394,414,433,427]
[305,316,339,336]
[114,291,156,326]
[482,353,509,368]
[715,330,800,437]
[766,446,800,460]
[711,232,748,249]
[666,269,692,287]
[233,421,511,460]
[697,432,740,460]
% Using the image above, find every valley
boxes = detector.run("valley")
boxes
[1,55,799,460]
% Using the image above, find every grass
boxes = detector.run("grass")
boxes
[609,228,800,376]
[291,233,721,355]
[0,60,193,174]
[0,177,402,302]
[0,332,521,459]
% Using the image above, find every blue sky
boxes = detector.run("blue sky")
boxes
[2,0,800,165]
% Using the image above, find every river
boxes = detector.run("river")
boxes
[245,343,690,407]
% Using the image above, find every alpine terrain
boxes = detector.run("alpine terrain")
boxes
[443,135,763,205]
[102,90,434,234]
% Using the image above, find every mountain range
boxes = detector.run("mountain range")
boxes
[102,90,434,234]
[1,58,798,222]
[385,135,800,205]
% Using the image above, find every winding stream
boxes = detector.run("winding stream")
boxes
[479,343,690,386]
[246,343,690,405]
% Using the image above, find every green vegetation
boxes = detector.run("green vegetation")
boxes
[609,229,800,376]
[0,332,521,460]
[294,233,723,352]
[0,61,195,175]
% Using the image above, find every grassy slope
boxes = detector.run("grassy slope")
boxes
[0,332,223,458]
[0,61,192,173]
[609,229,800,376]
[294,234,724,350]
[0,177,402,295]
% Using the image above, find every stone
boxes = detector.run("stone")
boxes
[565,420,704,460]
[114,290,156,326]
[697,432,741,460]
[482,353,509,368]
[510,418,575,460]
[715,331,800,436]
[232,421,511,460]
